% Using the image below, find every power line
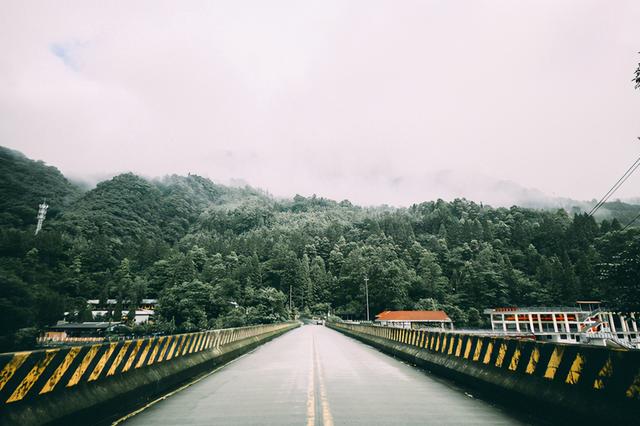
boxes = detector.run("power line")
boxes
[588,156,640,216]
[588,155,640,217]
[622,210,640,231]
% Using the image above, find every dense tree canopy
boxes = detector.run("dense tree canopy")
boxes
[1,146,640,351]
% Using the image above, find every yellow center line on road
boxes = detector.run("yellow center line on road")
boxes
[313,333,334,426]
[306,337,316,426]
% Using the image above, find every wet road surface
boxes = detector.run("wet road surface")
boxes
[121,325,528,425]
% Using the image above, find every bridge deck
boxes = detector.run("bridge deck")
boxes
[120,325,529,425]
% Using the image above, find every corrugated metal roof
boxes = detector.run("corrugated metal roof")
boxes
[375,310,451,321]
[49,322,123,330]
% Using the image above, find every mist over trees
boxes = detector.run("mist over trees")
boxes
[1,146,640,351]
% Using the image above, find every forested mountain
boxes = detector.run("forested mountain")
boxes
[1,146,639,351]
[0,147,81,228]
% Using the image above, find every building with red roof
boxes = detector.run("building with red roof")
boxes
[375,310,453,330]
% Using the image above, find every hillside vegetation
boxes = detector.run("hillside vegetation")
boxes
[1,146,639,351]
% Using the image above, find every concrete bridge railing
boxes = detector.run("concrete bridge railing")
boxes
[328,322,639,423]
[0,321,299,426]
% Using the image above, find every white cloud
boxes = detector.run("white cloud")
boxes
[1,0,639,206]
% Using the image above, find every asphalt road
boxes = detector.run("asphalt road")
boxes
[120,325,528,425]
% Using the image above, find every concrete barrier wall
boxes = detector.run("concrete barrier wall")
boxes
[329,322,640,423]
[0,322,299,426]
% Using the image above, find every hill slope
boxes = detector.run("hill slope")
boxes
[1,146,639,353]
[0,147,82,229]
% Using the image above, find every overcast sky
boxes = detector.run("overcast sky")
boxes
[1,1,639,206]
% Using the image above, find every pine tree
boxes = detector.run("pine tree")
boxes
[300,254,312,308]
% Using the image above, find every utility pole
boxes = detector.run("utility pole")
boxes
[289,284,293,318]
[364,276,370,322]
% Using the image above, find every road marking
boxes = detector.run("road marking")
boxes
[40,347,82,393]
[494,342,507,367]
[157,336,172,362]
[7,350,57,402]
[107,341,132,376]
[482,341,493,364]
[565,353,585,384]
[147,336,165,366]
[508,348,521,371]
[544,347,564,380]
[122,340,144,372]
[593,357,613,389]
[0,352,30,392]
[67,345,100,387]
[313,334,334,426]
[135,339,153,368]
[89,343,117,381]
[306,338,316,426]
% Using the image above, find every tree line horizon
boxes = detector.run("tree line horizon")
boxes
[1,146,640,352]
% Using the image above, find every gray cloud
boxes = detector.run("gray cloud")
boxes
[1,0,639,207]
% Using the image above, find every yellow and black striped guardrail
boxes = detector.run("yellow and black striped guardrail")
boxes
[0,322,294,411]
[329,322,640,421]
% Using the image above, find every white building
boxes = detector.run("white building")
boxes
[484,301,640,349]
[87,299,157,324]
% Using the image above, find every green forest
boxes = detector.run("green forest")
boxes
[1,146,640,352]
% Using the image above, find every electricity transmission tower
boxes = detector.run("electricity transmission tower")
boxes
[35,199,49,235]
